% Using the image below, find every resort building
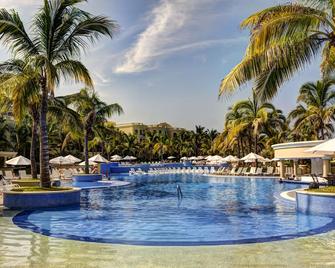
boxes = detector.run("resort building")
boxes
[115,122,185,140]
[272,141,332,178]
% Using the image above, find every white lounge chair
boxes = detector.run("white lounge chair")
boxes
[4,170,15,180]
[63,169,72,179]
[233,167,243,175]
[264,166,274,176]
[255,167,263,175]
[19,170,30,179]
[246,167,256,176]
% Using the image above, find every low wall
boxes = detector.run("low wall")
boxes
[3,188,81,209]
[100,162,221,175]
[296,190,335,215]
[72,174,102,182]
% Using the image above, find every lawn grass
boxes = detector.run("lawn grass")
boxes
[306,186,335,193]
[13,179,39,182]
[11,187,73,192]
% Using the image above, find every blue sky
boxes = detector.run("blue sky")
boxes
[0,0,322,130]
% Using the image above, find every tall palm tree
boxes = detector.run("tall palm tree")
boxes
[219,1,335,101]
[62,88,123,174]
[232,91,276,153]
[0,0,118,186]
[289,79,335,140]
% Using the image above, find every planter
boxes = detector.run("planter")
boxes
[3,188,81,209]
[296,190,335,215]
[72,174,102,182]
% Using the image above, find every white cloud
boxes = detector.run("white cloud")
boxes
[114,0,227,74]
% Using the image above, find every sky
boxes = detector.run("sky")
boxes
[0,0,322,131]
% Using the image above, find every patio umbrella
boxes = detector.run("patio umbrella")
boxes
[222,155,239,162]
[196,156,205,160]
[49,156,74,165]
[180,157,188,161]
[123,155,137,161]
[111,155,123,161]
[89,154,109,163]
[6,155,31,166]
[210,155,224,162]
[79,160,97,166]
[305,139,335,154]
[241,153,265,162]
[205,155,213,160]
[64,154,81,163]
[167,156,176,160]
[189,156,198,161]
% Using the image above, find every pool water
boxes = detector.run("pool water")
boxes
[13,175,335,246]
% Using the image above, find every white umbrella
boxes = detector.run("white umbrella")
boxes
[167,156,176,160]
[111,155,123,161]
[211,155,224,162]
[241,153,265,162]
[123,155,137,161]
[50,156,74,165]
[305,139,335,154]
[89,154,109,163]
[64,154,81,163]
[196,156,205,160]
[189,156,198,161]
[205,155,213,160]
[6,155,31,166]
[79,160,97,166]
[222,155,239,162]
[180,157,188,161]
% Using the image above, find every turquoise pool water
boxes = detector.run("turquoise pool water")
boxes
[12,175,335,246]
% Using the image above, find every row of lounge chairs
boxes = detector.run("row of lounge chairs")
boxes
[1,170,31,180]
[214,166,277,176]
[129,167,217,175]
[1,167,86,181]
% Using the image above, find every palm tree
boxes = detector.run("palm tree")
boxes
[62,88,123,174]
[289,79,335,140]
[219,1,335,101]
[0,0,118,186]
[153,133,171,160]
[0,59,40,178]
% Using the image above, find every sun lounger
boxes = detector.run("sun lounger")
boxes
[255,167,263,175]
[4,170,14,180]
[229,167,236,175]
[63,169,72,179]
[234,167,243,175]
[240,167,248,175]
[0,175,20,192]
[19,170,30,179]
[246,167,256,176]
[264,166,274,176]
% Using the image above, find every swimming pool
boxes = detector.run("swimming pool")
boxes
[12,174,335,246]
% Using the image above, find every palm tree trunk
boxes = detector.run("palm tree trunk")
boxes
[254,135,258,154]
[39,78,50,187]
[30,107,39,179]
[84,129,89,174]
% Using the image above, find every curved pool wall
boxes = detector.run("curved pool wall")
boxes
[101,162,224,175]
[296,190,335,215]
[72,174,102,182]
[12,175,335,246]
[4,188,81,209]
